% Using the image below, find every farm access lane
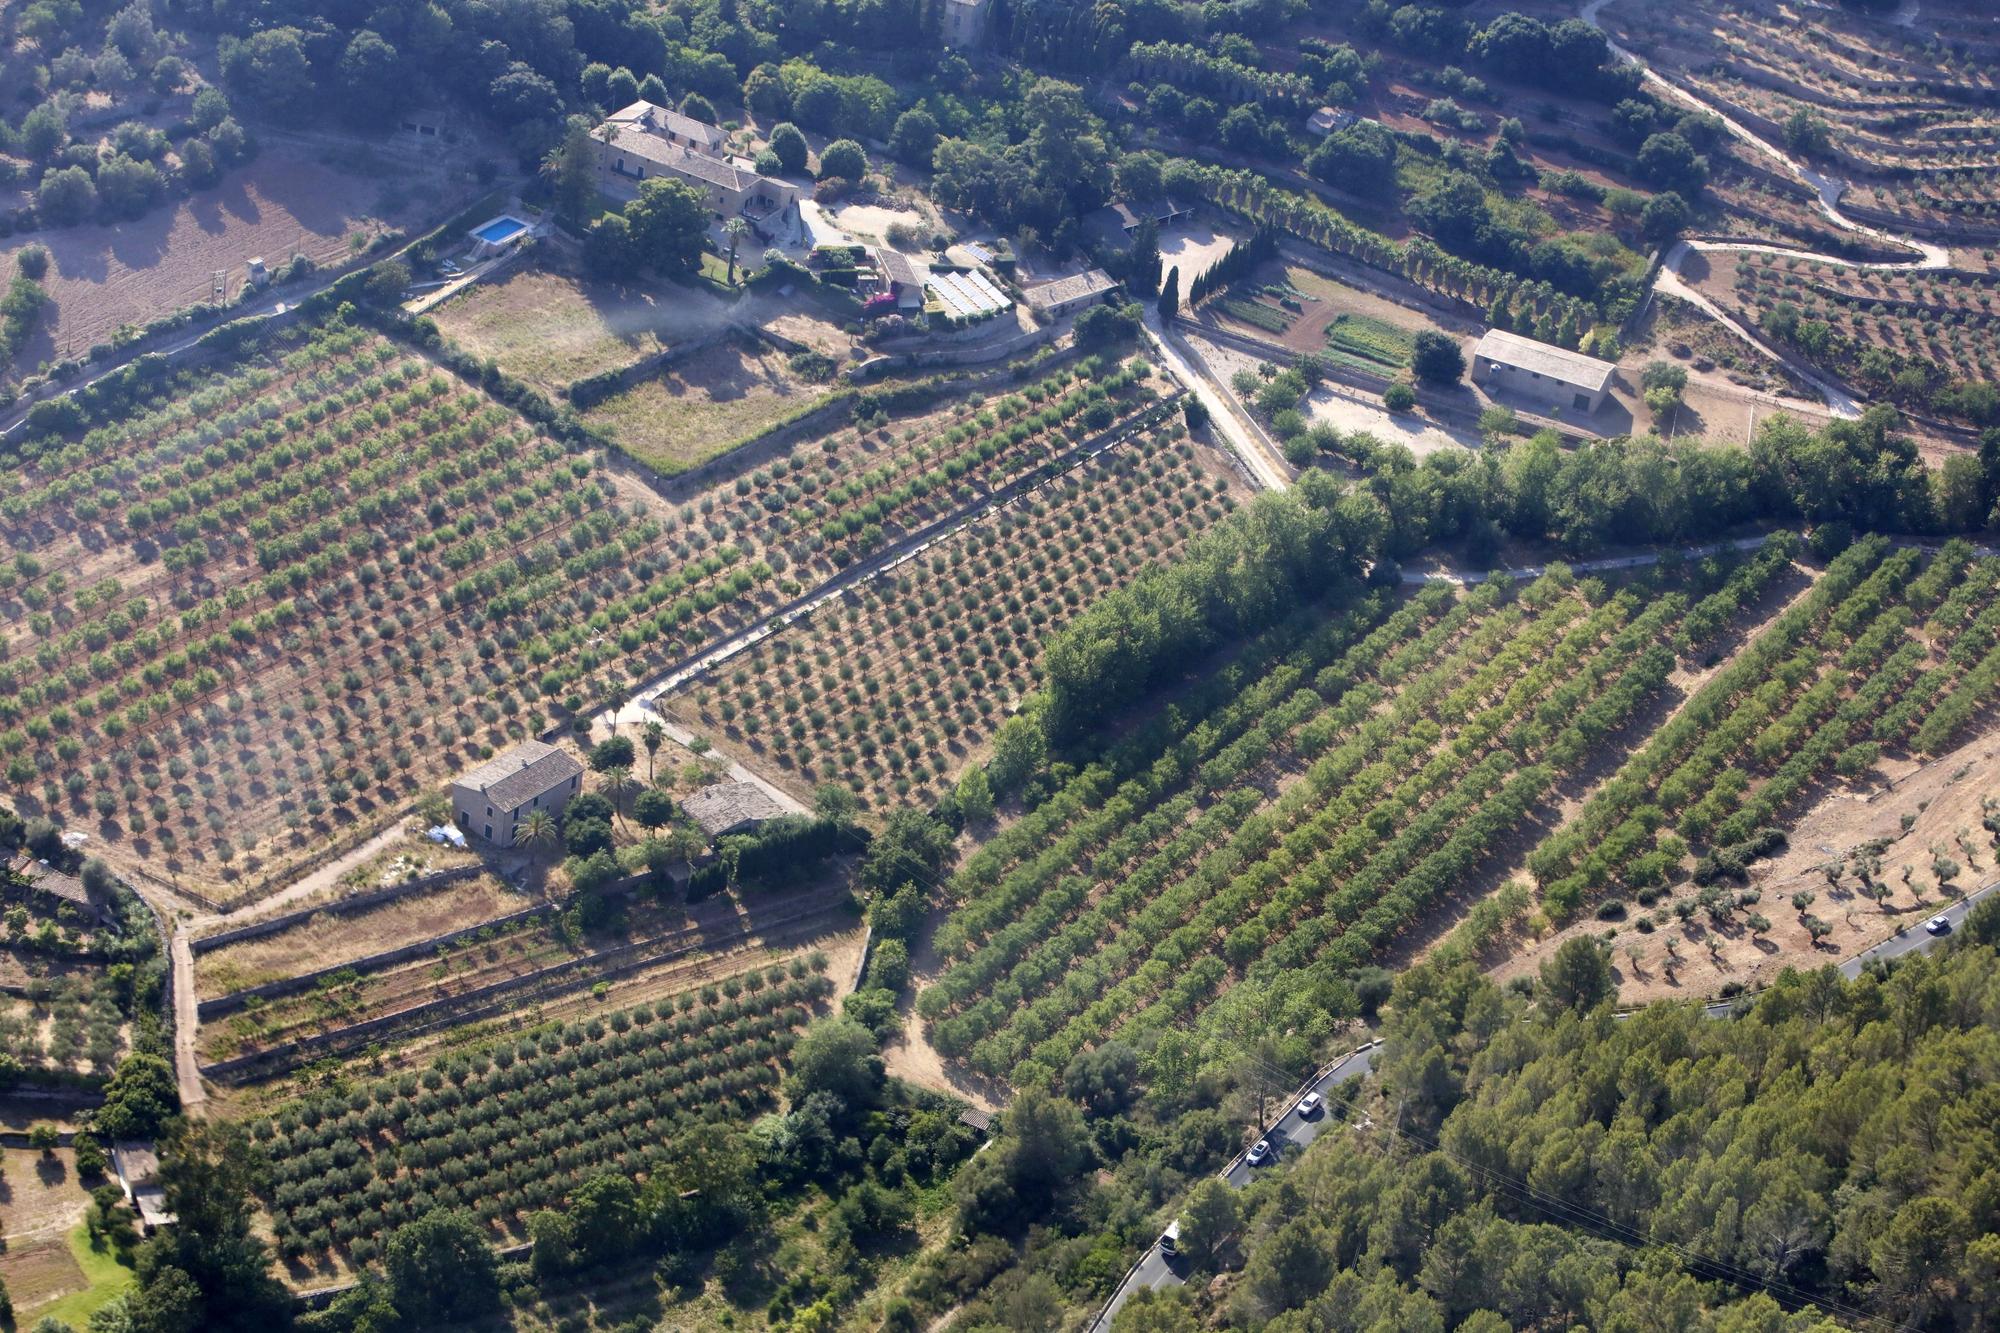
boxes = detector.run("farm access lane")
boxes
[1086,881,1997,1332]
[587,394,1188,753]
[1140,305,1292,492]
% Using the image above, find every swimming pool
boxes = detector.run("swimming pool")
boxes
[471,215,529,245]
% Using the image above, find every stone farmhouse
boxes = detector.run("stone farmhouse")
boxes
[595,101,800,230]
[450,741,584,848]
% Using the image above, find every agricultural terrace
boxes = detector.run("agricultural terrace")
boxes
[1527,536,2000,923]
[0,861,160,1080]
[253,961,833,1267]
[580,336,840,478]
[0,316,695,902]
[919,557,1724,1083]
[195,866,859,1078]
[920,534,2000,1085]
[1211,265,1429,375]
[1698,251,2000,421]
[1597,0,2000,232]
[668,427,1239,809]
[0,313,1158,903]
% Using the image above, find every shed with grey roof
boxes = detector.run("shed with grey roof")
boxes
[1470,329,1616,415]
[682,781,785,840]
[450,741,584,848]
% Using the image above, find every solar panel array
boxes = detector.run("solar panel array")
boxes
[927,269,1011,319]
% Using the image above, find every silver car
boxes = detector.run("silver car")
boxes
[1246,1139,1275,1166]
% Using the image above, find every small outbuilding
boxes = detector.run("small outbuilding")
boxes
[451,741,584,848]
[1307,106,1357,136]
[112,1142,175,1234]
[682,781,785,840]
[1470,329,1616,415]
[874,247,927,311]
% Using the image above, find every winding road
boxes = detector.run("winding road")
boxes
[1087,878,1998,1332]
[1578,0,1952,418]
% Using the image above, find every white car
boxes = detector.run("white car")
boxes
[1925,914,1952,935]
[1246,1139,1275,1167]
[1297,1091,1324,1118]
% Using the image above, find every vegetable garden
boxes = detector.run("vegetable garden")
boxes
[254,961,833,1264]
[669,426,1238,807]
[0,313,1166,903]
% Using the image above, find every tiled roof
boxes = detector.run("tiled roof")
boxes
[1025,268,1116,309]
[454,742,583,812]
[682,782,784,837]
[604,100,726,151]
[1474,329,1615,392]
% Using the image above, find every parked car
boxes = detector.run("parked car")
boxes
[1246,1139,1275,1167]
[1925,914,1952,935]
[1297,1091,1324,1118]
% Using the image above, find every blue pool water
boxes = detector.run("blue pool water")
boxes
[474,216,528,244]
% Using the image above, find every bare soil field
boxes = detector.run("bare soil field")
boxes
[583,337,836,476]
[0,142,466,374]
[193,873,535,998]
[0,1147,88,1240]
[1498,727,2000,1005]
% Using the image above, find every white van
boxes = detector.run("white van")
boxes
[1159,1219,1181,1257]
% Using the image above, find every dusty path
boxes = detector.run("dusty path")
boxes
[169,930,205,1113]
[1142,305,1290,491]
[1655,247,1863,417]
[1579,0,1952,418]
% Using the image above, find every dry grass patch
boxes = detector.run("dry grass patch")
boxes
[193,873,535,998]
[583,338,834,476]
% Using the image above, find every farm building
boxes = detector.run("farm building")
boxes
[450,741,584,848]
[874,247,927,310]
[941,0,990,47]
[1307,106,1358,136]
[112,1142,175,1234]
[683,781,785,840]
[1025,269,1118,318]
[1470,329,1616,415]
[1094,199,1193,237]
[5,853,109,925]
[595,101,800,225]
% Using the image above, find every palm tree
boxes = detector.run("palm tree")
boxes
[640,720,666,783]
[722,217,750,283]
[515,808,557,852]
[600,764,636,828]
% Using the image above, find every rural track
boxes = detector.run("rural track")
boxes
[595,394,1189,730]
[1088,878,1999,1331]
[1578,0,1954,418]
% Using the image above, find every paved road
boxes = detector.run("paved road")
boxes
[1840,878,1998,975]
[1089,1041,1380,1332]
[1087,879,1997,1330]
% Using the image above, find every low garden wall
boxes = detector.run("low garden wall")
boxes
[196,901,553,1021]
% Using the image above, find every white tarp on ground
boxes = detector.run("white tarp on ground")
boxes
[427,824,469,848]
